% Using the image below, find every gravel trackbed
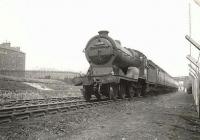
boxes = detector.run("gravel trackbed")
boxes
[0,91,199,140]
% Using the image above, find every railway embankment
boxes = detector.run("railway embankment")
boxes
[0,77,81,103]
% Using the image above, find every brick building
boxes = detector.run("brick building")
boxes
[0,42,25,76]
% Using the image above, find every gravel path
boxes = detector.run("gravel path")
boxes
[0,91,199,140]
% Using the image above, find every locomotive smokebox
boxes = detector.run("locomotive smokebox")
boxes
[85,31,147,69]
[98,30,109,36]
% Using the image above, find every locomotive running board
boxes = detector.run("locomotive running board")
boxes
[86,74,138,84]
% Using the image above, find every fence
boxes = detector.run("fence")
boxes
[0,70,80,80]
[186,35,200,118]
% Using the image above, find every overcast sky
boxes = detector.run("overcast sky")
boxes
[0,0,200,76]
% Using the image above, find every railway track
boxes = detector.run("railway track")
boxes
[0,96,82,108]
[0,98,122,124]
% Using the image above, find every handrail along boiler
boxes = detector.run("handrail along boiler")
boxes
[81,31,178,101]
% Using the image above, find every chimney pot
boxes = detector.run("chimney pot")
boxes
[98,30,109,36]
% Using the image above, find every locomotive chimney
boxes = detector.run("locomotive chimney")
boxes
[98,30,109,36]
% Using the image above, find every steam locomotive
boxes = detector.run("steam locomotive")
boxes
[80,31,178,101]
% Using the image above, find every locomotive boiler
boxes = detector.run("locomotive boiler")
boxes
[81,31,178,101]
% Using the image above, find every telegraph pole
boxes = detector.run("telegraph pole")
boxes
[189,3,192,55]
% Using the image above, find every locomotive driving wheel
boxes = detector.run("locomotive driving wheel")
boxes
[100,84,110,98]
[119,82,126,99]
[95,92,101,101]
[127,86,135,99]
[83,85,92,101]
[109,84,118,100]
[94,84,101,101]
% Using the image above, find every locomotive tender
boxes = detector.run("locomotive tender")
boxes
[81,31,178,101]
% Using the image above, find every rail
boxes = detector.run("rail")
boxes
[0,98,123,124]
[0,97,82,108]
